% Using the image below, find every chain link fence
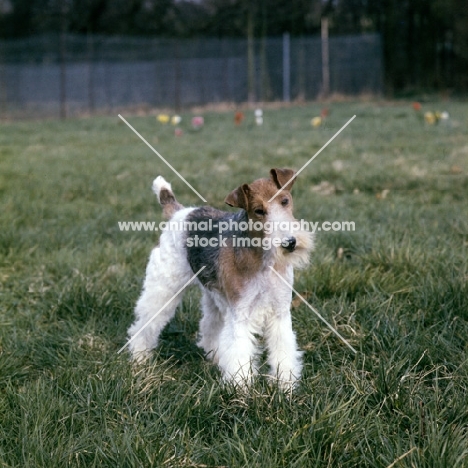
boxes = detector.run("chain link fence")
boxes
[0,33,382,118]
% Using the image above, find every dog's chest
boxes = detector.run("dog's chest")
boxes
[244,268,292,308]
[205,267,293,321]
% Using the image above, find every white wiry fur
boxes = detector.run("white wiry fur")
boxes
[127,174,312,390]
[127,207,195,357]
[197,267,303,388]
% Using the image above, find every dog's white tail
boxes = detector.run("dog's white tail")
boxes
[152,176,183,219]
[152,176,172,201]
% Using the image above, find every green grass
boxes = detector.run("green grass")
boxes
[1,101,468,467]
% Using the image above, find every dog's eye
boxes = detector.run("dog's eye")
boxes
[281,198,289,206]
[254,208,266,216]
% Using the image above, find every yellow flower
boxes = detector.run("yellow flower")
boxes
[157,114,170,124]
[311,117,322,127]
[424,112,436,125]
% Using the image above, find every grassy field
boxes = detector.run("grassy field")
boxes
[1,101,468,467]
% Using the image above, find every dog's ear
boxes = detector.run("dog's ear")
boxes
[224,184,250,210]
[270,168,296,191]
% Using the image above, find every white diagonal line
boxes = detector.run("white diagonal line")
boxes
[118,114,207,203]
[268,115,356,202]
[269,266,357,354]
[117,266,206,354]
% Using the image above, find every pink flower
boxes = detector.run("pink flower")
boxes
[191,116,204,129]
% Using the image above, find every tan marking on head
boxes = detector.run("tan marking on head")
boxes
[224,184,250,210]
[241,177,295,225]
[270,168,296,191]
[224,168,298,231]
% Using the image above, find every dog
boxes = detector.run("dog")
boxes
[127,168,314,388]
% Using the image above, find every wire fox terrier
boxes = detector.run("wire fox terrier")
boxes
[127,168,314,388]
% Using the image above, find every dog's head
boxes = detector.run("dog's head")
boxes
[225,168,314,268]
[225,168,295,221]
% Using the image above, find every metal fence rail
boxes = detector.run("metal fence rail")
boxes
[0,33,383,118]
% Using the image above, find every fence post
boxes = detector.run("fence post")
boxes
[174,39,181,112]
[297,36,306,101]
[87,32,95,115]
[59,2,69,119]
[59,31,67,119]
[0,39,5,117]
[321,17,330,98]
[283,32,290,102]
[221,39,230,102]
[247,9,256,103]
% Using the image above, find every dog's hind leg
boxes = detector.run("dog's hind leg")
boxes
[127,246,190,361]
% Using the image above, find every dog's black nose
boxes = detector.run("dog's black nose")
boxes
[282,236,296,252]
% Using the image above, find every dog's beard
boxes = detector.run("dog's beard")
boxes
[266,230,314,270]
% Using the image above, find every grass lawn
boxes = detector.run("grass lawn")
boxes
[1,101,468,467]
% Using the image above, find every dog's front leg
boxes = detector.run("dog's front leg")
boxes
[265,311,303,389]
[216,311,257,388]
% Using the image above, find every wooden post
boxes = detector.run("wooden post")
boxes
[0,39,5,116]
[174,39,181,112]
[59,29,67,118]
[283,32,290,102]
[87,32,95,115]
[321,17,330,98]
[247,6,256,103]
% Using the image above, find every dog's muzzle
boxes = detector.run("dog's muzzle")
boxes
[282,236,296,252]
